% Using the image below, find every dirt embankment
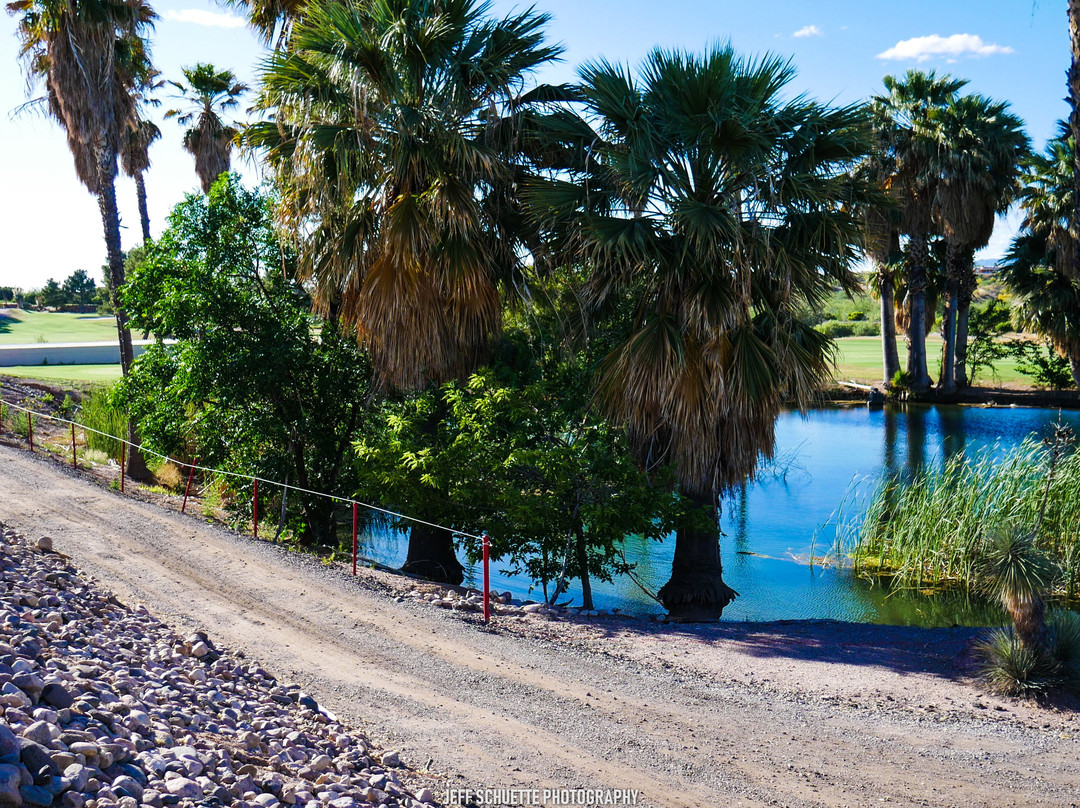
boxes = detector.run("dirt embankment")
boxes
[2,443,1080,808]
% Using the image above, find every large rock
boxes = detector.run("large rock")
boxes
[40,684,73,711]
[0,764,21,808]
[164,778,203,800]
[0,728,19,766]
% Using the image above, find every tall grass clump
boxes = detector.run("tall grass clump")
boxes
[846,435,1080,598]
[78,386,126,461]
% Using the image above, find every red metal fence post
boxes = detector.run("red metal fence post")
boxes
[352,502,358,576]
[27,412,33,452]
[253,478,259,539]
[482,533,491,624]
[181,460,197,514]
[120,442,126,493]
[70,421,76,470]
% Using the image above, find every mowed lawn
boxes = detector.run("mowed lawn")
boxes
[0,364,124,384]
[0,309,118,344]
[834,336,1029,386]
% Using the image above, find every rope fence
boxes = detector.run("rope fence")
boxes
[0,396,494,623]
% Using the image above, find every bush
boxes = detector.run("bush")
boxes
[815,321,854,338]
[847,311,866,321]
[976,629,1061,698]
[815,320,880,338]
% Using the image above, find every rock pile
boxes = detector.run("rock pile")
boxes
[0,523,439,808]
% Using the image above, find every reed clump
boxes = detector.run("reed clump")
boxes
[847,437,1080,599]
[78,386,126,461]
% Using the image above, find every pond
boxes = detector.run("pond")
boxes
[357,403,1080,626]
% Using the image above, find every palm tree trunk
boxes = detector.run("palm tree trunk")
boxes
[905,233,933,392]
[135,171,151,244]
[938,241,963,394]
[879,265,900,384]
[658,491,738,621]
[97,145,150,481]
[1069,0,1080,279]
[954,258,977,389]
[1070,353,1080,390]
[402,524,464,584]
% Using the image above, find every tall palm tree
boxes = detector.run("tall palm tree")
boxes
[1001,131,1080,389]
[121,65,163,244]
[167,63,247,193]
[527,47,872,619]
[872,71,966,392]
[7,0,155,476]
[1069,1,1080,279]
[932,95,1028,392]
[248,0,561,583]
[121,117,160,243]
[857,156,902,383]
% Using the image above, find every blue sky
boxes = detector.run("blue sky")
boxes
[0,0,1069,289]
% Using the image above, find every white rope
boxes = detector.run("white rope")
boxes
[0,397,485,542]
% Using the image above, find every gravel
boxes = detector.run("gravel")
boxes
[0,524,439,808]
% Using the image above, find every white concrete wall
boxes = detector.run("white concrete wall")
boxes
[0,341,161,367]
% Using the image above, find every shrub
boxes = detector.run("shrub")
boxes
[847,311,866,321]
[815,321,855,338]
[976,629,1061,698]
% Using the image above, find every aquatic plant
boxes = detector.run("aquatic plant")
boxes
[847,436,1080,598]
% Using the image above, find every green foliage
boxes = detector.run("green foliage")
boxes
[846,311,867,322]
[976,629,1060,698]
[40,278,65,308]
[1005,339,1075,390]
[61,269,97,307]
[890,370,912,390]
[965,298,1013,385]
[816,320,880,339]
[115,174,373,546]
[78,386,126,460]
[354,281,683,603]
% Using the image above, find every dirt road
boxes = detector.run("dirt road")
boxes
[2,442,1079,808]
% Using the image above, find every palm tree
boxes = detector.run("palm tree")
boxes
[222,0,306,49]
[1069,1,1080,279]
[7,0,155,477]
[167,63,247,193]
[1000,132,1080,389]
[248,0,561,583]
[527,47,872,619]
[857,158,902,383]
[872,71,966,392]
[121,67,163,244]
[931,95,1028,392]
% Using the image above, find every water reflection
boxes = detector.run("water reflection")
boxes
[354,404,1080,626]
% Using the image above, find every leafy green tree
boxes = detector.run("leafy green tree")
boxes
[40,278,65,308]
[115,175,373,544]
[965,298,1013,386]
[355,340,680,606]
[249,0,562,583]
[62,268,97,308]
[166,63,247,193]
[527,46,872,619]
[0,287,14,302]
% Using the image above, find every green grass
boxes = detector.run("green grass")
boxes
[842,439,1080,599]
[0,365,124,383]
[0,308,117,345]
[833,336,1030,386]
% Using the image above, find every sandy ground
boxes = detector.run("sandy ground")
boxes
[2,442,1080,808]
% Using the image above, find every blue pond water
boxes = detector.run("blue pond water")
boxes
[356,404,1080,626]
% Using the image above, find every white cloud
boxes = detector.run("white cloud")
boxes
[793,25,823,38]
[163,9,247,29]
[876,34,1014,62]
